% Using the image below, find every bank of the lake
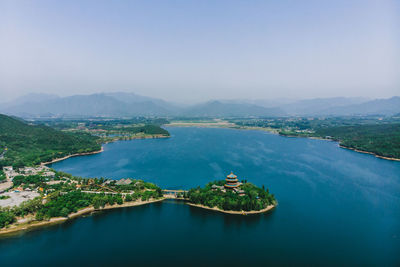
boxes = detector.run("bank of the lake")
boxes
[339,145,400,161]
[187,202,276,215]
[0,198,164,237]
[40,147,104,165]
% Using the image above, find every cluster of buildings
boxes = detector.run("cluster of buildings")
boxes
[0,165,53,207]
[211,172,245,196]
[2,166,55,181]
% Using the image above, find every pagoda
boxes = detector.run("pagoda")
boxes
[224,172,240,189]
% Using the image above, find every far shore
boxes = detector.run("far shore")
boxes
[168,122,400,162]
[166,122,279,133]
[0,198,164,237]
[187,203,276,215]
[101,134,170,144]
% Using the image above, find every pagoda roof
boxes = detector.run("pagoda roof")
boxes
[227,172,237,178]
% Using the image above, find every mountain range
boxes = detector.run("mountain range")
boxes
[1,92,399,118]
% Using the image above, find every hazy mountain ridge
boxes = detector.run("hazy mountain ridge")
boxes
[0,93,285,117]
[1,93,171,117]
[280,97,370,115]
[1,93,399,117]
[316,96,400,116]
[183,101,284,117]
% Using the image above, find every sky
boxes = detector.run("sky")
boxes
[0,0,399,103]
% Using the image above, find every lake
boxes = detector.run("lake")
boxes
[1,127,399,265]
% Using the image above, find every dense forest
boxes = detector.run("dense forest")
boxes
[0,114,101,168]
[186,181,276,211]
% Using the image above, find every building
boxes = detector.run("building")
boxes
[116,178,132,185]
[211,184,226,192]
[224,172,240,189]
[42,171,56,177]
[3,166,13,172]
[233,187,245,196]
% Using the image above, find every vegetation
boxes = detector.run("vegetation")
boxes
[0,114,101,168]
[0,208,15,228]
[314,124,400,159]
[13,175,48,188]
[0,170,5,181]
[95,124,170,143]
[36,191,96,220]
[186,181,276,211]
[233,116,400,130]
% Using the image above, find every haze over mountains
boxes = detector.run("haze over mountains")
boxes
[1,92,399,118]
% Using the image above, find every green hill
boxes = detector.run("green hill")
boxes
[0,114,101,168]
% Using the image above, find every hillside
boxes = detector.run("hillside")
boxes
[0,114,101,167]
[1,94,172,117]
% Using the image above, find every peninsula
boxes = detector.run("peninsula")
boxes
[0,169,165,235]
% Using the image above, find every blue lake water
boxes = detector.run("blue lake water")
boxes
[1,127,400,265]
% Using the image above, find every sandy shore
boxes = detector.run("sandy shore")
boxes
[41,147,104,165]
[0,198,165,237]
[187,203,276,215]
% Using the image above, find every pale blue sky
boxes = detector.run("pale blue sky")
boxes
[0,0,399,102]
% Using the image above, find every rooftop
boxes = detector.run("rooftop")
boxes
[227,172,237,179]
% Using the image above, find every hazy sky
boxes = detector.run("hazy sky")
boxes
[0,0,399,103]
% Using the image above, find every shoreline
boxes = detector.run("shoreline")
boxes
[0,198,275,236]
[41,134,170,166]
[339,145,400,161]
[187,203,276,215]
[0,198,165,237]
[41,147,104,165]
